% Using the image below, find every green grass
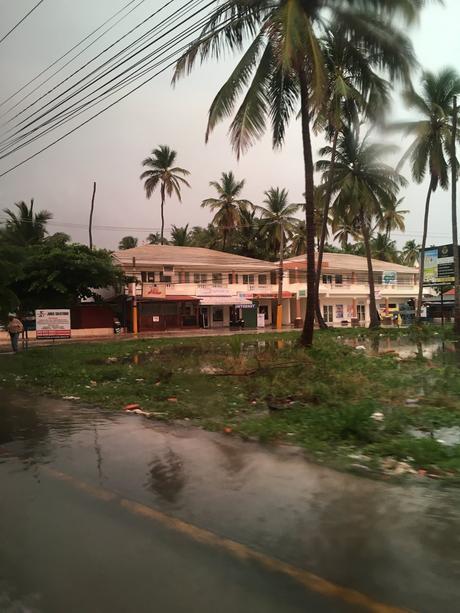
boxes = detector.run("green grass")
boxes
[2,326,460,481]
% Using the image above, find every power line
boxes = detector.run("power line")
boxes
[0,0,46,47]
[0,0,208,154]
[0,2,216,158]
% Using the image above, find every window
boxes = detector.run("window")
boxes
[242,274,255,285]
[228,273,233,285]
[212,273,223,286]
[322,274,333,284]
[184,272,190,283]
[335,274,343,285]
[258,274,267,285]
[160,272,172,283]
[270,271,277,285]
[141,272,155,283]
[336,304,344,319]
[357,304,366,321]
[323,305,333,323]
[213,308,224,322]
[194,273,207,283]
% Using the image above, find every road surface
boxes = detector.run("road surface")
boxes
[1,390,460,612]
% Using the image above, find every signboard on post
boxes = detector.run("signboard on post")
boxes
[35,309,71,339]
[422,244,457,286]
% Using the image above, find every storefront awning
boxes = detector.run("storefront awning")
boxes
[199,296,253,306]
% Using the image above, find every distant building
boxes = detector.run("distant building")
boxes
[112,245,421,332]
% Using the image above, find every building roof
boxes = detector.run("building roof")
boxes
[113,245,273,271]
[284,252,418,274]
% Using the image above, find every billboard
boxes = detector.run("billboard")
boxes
[382,271,397,285]
[422,244,456,286]
[35,309,71,339]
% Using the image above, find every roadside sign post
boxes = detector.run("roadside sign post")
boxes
[35,309,71,340]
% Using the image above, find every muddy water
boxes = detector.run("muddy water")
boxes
[1,391,460,612]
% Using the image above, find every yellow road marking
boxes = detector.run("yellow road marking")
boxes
[44,466,414,613]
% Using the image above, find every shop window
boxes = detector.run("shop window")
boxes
[258,274,267,285]
[242,274,255,285]
[213,308,224,322]
[336,304,344,319]
[323,305,333,323]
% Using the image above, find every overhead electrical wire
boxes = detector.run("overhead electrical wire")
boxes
[0,0,207,151]
[0,0,46,47]
[0,0,149,112]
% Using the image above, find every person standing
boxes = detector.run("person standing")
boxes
[7,315,23,353]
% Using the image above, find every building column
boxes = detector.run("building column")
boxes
[294,296,302,328]
[352,298,357,318]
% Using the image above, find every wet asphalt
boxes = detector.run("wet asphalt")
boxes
[1,390,460,612]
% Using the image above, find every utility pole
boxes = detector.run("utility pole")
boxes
[452,97,460,335]
[89,181,96,249]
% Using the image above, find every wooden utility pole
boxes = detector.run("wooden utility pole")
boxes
[89,181,96,249]
[452,97,460,335]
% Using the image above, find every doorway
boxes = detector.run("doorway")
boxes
[200,307,209,328]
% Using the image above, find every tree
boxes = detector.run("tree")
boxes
[232,208,266,259]
[378,197,408,239]
[319,128,406,328]
[140,145,191,244]
[3,199,52,246]
[256,187,299,324]
[201,171,252,250]
[118,236,138,250]
[394,68,460,318]
[289,220,307,257]
[146,232,163,245]
[370,233,400,263]
[11,243,123,312]
[174,0,424,346]
[170,224,191,246]
[188,224,221,249]
[401,239,421,267]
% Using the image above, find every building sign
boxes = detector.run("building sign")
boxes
[298,289,306,297]
[197,287,233,297]
[142,283,166,298]
[152,315,160,323]
[422,244,457,286]
[382,271,397,285]
[35,309,71,339]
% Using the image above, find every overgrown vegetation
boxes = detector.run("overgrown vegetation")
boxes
[1,327,460,481]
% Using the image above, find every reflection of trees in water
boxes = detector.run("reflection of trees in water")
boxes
[145,448,185,503]
[214,441,247,478]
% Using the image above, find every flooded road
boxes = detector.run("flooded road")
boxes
[1,391,460,612]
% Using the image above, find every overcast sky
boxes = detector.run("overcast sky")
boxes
[0,0,458,250]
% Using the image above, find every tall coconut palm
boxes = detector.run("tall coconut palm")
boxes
[394,68,460,318]
[140,145,190,245]
[319,128,407,328]
[401,239,421,267]
[201,171,252,250]
[370,233,399,263]
[378,196,408,239]
[174,0,424,346]
[3,199,52,246]
[170,224,191,246]
[256,187,299,323]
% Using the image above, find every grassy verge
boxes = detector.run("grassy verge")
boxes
[1,325,460,481]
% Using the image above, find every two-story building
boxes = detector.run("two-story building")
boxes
[113,245,286,332]
[112,245,420,332]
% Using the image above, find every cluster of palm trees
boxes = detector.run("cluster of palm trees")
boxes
[137,1,459,344]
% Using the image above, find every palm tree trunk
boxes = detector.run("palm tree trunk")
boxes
[277,227,284,322]
[451,96,460,336]
[223,228,227,250]
[361,210,380,329]
[417,182,433,320]
[298,69,316,348]
[160,183,165,245]
[315,129,339,330]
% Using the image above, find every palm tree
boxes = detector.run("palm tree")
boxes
[256,187,299,325]
[189,224,221,249]
[370,233,399,263]
[378,197,408,239]
[319,128,407,328]
[394,68,460,318]
[146,232,164,245]
[118,236,138,250]
[289,219,307,257]
[201,171,252,250]
[401,239,421,267]
[170,224,191,246]
[174,0,423,346]
[233,208,265,258]
[3,199,52,246]
[140,145,190,245]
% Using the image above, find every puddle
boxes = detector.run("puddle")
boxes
[409,427,460,446]
[342,336,460,363]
